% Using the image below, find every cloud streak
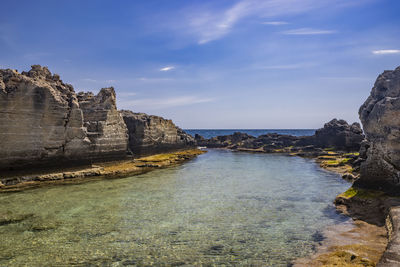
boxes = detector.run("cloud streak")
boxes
[173,0,351,44]
[281,28,336,35]
[372,49,400,55]
[160,66,175,71]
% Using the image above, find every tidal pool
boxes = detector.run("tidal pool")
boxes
[0,149,350,266]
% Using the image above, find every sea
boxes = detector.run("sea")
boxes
[0,148,350,266]
[185,129,315,139]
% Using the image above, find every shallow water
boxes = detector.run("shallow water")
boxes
[0,150,350,266]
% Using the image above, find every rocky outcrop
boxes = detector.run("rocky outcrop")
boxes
[357,66,400,193]
[0,65,128,170]
[313,119,364,151]
[195,132,255,148]
[121,110,195,156]
[195,119,364,154]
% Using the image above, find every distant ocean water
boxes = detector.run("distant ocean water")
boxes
[185,129,316,139]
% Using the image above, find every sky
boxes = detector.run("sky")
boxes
[1,0,400,129]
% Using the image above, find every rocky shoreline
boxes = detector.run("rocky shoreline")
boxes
[0,149,205,192]
[191,66,400,266]
[193,144,391,266]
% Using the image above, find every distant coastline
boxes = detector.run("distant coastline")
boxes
[185,129,316,139]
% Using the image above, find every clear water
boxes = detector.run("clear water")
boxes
[0,149,349,266]
[185,129,316,139]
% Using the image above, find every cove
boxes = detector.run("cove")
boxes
[0,149,350,266]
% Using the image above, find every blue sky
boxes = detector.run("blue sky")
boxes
[1,0,399,129]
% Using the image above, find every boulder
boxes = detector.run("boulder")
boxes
[356,66,400,193]
[120,110,195,156]
[0,65,128,170]
[313,119,364,151]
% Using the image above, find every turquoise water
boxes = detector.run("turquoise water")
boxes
[0,150,349,266]
[185,129,315,139]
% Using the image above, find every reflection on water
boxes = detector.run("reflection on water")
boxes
[0,150,350,266]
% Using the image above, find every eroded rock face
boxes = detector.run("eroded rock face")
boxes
[357,66,400,193]
[121,110,195,156]
[0,65,128,170]
[313,119,364,151]
[77,88,128,161]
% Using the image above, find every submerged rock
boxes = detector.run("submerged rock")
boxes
[357,66,400,194]
[120,110,195,156]
[0,65,128,170]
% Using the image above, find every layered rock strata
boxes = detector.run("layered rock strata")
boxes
[121,110,196,156]
[0,65,128,170]
[379,205,400,266]
[357,66,400,193]
[77,88,128,161]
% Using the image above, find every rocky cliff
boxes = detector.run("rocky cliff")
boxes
[357,66,400,194]
[0,65,128,170]
[121,110,196,156]
[77,88,128,161]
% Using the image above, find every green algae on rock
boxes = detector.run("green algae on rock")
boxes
[0,149,206,191]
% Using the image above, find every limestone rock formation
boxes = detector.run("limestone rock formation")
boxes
[121,110,196,156]
[0,65,128,170]
[77,88,128,161]
[357,66,400,193]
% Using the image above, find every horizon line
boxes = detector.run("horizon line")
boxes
[184,128,317,130]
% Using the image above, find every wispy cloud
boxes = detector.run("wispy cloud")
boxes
[160,66,175,71]
[262,21,289,25]
[281,28,336,35]
[119,96,215,109]
[372,49,400,55]
[172,0,351,44]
